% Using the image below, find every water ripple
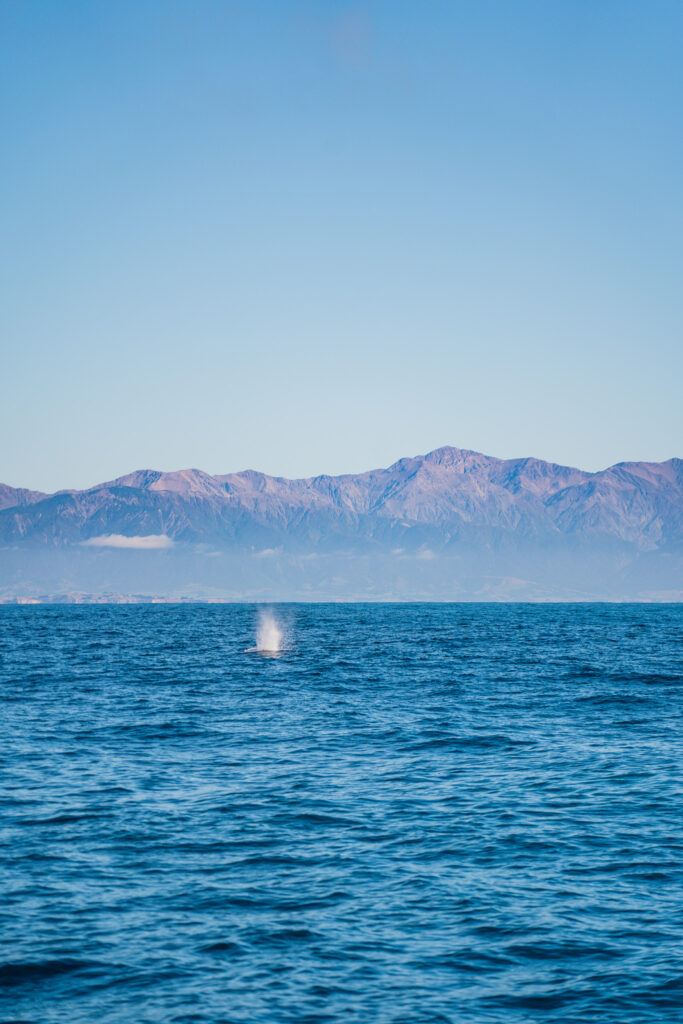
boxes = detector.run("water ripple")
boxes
[0,602,681,1023]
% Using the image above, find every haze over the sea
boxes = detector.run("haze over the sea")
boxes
[1,1,682,492]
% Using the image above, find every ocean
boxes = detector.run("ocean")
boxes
[1,603,681,1023]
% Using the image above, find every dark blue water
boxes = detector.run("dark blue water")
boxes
[1,604,682,1024]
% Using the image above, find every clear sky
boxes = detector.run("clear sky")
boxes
[2,0,682,492]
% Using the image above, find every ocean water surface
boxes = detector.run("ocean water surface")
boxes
[0,603,682,1023]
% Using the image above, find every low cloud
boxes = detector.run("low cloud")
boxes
[83,534,174,550]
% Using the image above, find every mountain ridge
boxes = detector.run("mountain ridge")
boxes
[1,445,681,546]
[5,445,680,502]
[1,447,680,601]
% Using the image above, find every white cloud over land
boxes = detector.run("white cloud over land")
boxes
[83,534,174,550]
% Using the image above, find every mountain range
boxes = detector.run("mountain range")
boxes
[1,447,681,601]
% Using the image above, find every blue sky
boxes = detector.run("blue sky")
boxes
[2,0,682,491]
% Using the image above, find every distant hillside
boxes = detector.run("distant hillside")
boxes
[0,483,46,512]
[1,447,681,601]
